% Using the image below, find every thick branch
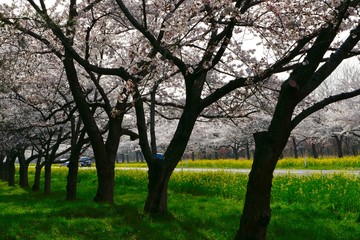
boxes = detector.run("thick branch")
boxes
[291,88,360,129]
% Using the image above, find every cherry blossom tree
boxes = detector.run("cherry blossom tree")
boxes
[289,61,360,158]
[315,62,360,157]
[113,1,360,238]
[2,1,360,239]
[0,0,139,202]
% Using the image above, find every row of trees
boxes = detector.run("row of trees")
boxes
[1,1,360,239]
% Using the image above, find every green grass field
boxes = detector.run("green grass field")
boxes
[1,157,360,239]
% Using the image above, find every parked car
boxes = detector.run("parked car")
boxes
[79,157,91,167]
[60,159,69,167]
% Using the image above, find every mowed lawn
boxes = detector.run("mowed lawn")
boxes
[1,157,360,240]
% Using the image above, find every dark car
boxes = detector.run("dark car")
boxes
[79,157,91,167]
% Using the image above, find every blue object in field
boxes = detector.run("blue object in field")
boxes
[154,153,164,160]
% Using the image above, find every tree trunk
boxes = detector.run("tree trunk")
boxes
[232,145,239,160]
[19,161,29,188]
[245,141,251,160]
[311,143,318,159]
[44,162,52,194]
[351,146,358,156]
[150,84,159,154]
[66,134,83,200]
[292,137,298,159]
[235,131,288,239]
[32,156,43,192]
[18,150,29,188]
[0,155,5,181]
[66,116,85,201]
[236,74,299,238]
[136,151,139,162]
[333,135,344,158]
[7,153,16,187]
[144,159,168,214]
[94,160,115,203]
[235,133,274,239]
[3,158,9,182]
[66,156,79,201]
[63,53,122,204]
[215,151,219,159]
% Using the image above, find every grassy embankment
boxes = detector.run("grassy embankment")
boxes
[116,155,360,170]
[1,157,360,240]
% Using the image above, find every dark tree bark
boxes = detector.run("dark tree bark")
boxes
[311,143,319,159]
[230,143,240,160]
[94,155,115,203]
[0,155,5,181]
[66,154,79,200]
[245,141,251,160]
[32,153,44,192]
[136,151,140,162]
[351,146,358,156]
[3,157,9,182]
[333,135,344,158]
[44,161,52,194]
[18,152,30,188]
[214,151,219,159]
[144,159,168,213]
[66,117,86,201]
[7,152,16,187]
[150,82,159,154]
[43,128,65,194]
[292,137,298,159]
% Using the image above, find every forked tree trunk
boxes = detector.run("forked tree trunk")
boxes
[63,53,123,204]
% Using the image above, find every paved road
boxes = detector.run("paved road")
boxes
[116,167,360,176]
